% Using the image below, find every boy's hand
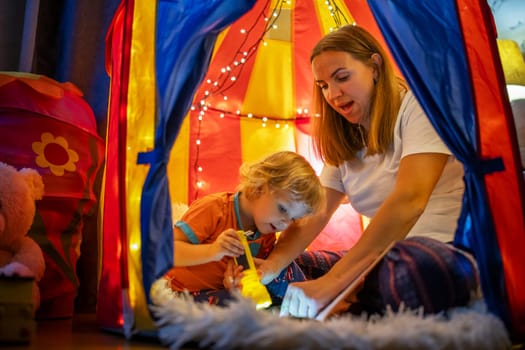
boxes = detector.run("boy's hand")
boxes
[210,229,245,261]
[223,259,244,290]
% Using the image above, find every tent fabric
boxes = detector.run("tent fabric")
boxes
[369,0,525,336]
[137,0,257,307]
[167,0,367,251]
[98,0,525,340]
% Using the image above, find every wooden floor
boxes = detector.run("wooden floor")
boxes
[2,313,168,350]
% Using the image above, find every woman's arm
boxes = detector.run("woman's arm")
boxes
[280,152,449,317]
[258,187,346,284]
[173,228,244,267]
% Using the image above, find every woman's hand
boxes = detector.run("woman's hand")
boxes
[210,229,245,261]
[279,276,339,319]
[253,257,281,285]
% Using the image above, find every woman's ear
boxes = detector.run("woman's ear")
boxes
[371,53,383,81]
[371,53,383,66]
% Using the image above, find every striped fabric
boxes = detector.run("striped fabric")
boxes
[351,237,480,316]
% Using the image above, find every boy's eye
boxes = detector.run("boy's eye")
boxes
[278,204,288,214]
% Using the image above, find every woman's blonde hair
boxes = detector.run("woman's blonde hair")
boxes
[237,151,323,214]
[310,25,407,166]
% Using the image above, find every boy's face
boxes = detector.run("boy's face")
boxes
[251,187,310,234]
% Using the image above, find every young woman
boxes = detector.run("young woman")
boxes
[253,25,478,319]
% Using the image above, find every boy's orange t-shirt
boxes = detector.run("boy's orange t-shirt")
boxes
[165,192,276,292]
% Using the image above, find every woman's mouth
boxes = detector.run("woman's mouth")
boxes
[338,101,354,114]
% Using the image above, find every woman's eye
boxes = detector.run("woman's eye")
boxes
[336,74,349,82]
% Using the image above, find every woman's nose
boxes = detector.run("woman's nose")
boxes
[326,84,341,100]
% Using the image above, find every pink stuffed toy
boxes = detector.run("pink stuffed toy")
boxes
[0,162,45,311]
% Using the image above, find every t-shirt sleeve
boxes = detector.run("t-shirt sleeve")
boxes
[320,164,345,193]
[174,194,225,244]
[400,91,452,158]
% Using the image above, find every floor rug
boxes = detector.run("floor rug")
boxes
[150,279,510,350]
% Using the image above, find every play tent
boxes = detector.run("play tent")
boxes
[97,0,525,341]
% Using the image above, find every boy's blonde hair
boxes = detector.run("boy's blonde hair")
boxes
[237,151,323,215]
[310,25,408,166]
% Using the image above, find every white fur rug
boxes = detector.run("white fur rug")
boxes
[149,279,511,350]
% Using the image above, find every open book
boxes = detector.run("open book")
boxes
[315,242,395,321]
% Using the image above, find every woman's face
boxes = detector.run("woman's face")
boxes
[312,50,376,127]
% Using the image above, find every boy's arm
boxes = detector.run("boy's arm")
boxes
[174,227,244,266]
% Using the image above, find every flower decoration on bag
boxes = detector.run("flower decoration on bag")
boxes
[32,132,79,176]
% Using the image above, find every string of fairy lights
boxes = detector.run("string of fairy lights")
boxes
[190,0,351,199]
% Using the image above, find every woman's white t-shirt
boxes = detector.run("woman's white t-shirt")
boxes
[320,90,464,242]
